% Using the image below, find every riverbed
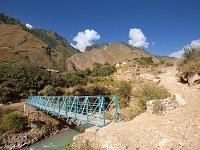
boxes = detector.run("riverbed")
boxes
[25,124,91,150]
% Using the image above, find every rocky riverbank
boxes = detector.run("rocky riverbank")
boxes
[0,123,70,150]
[0,103,71,150]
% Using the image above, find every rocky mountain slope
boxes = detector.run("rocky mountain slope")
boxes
[0,13,174,72]
[0,13,79,70]
[67,42,155,70]
[71,67,200,150]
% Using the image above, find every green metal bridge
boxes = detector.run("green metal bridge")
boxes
[27,96,122,127]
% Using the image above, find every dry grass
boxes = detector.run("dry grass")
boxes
[121,81,170,121]
[0,23,68,70]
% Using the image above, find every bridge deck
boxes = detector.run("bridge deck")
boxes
[27,96,121,127]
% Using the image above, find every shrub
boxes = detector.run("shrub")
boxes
[0,64,52,103]
[122,101,143,121]
[121,82,170,121]
[114,82,132,108]
[38,85,56,96]
[152,100,166,114]
[136,82,170,110]
[62,72,87,87]
[180,47,200,74]
[0,112,26,133]
[90,64,116,77]
[138,57,154,67]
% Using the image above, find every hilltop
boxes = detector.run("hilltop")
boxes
[0,13,79,71]
[68,42,156,70]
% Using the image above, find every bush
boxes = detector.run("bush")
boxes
[136,82,170,110]
[0,112,26,133]
[0,13,20,24]
[90,64,116,77]
[138,57,154,67]
[180,47,200,74]
[114,82,132,108]
[121,82,170,121]
[0,64,52,103]
[62,72,87,87]
[122,101,143,121]
[38,85,56,96]
[152,100,166,114]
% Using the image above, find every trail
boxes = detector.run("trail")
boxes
[76,67,200,150]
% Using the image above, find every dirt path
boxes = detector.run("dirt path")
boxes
[76,67,200,150]
[0,101,25,110]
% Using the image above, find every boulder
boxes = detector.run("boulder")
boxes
[188,73,200,86]
[175,93,186,106]
[181,72,200,86]
[138,73,160,84]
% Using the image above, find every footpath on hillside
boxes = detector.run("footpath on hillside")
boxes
[74,67,200,150]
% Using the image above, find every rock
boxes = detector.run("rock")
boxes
[138,73,160,84]
[175,93,186,106]
[146,98,178,113]
[188,73,200,86]
[181,72,200,86]
[158,138,169,147]
[153,79,161,84]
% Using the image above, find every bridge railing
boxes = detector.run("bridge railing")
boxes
[27,96,122,127]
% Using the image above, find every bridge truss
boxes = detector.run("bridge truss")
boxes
[27,96,122,127]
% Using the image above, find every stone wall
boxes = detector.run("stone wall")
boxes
[146,98,179,113]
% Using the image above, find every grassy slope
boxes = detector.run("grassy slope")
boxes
[0,13,79,71]
[0,23,49,66]
[0,23,77,70]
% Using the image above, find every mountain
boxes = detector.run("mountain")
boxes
[67,42,154,70]
[0,13,174,72]
[0,13,79,70]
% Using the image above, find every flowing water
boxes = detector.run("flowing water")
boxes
[25,124,91,150]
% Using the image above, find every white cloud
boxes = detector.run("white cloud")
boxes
[128,28,149,48]
[25,23,34,29]
[191,39,200,48]
[72,29,100,52]
[169,39,200,58]
[169,49,184,58]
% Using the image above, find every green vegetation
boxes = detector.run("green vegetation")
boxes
[138,57,154,67]
[38,85,57,96]
[0,64,52,103]
[0,63,116,104]
[0,110,26,134]
[27,29,79,58]
[152,100,166,114]
[180,46,200,74]
[114,82,132,108]
[122,82,170,120]
[0,13,20,24]
[136,82,170,110]
[90,63,116,77]
[0,12,79,60]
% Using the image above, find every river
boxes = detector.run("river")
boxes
[25,124,91,150]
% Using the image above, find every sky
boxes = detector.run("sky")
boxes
[0,0,200,56]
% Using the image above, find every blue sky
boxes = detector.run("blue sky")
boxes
[0,0,200,56]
